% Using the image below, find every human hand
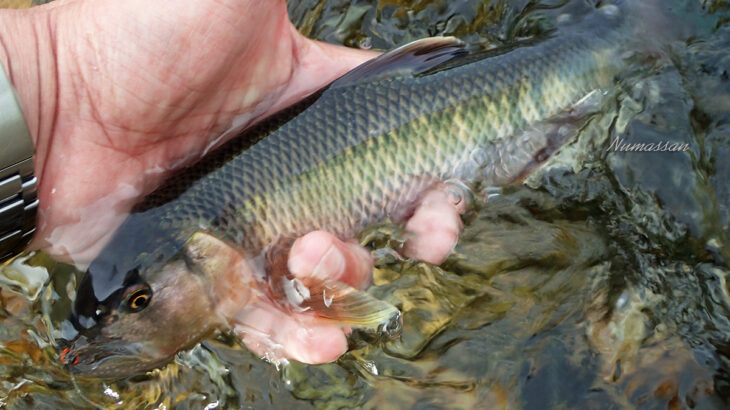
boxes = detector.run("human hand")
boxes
[0,0,464,365]
[0,0,377,263]
[241,189,464,364]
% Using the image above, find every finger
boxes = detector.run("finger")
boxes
[288,230,373,290]
[274,30,380,114]
[234,302,348,365]
[403,189,463,265]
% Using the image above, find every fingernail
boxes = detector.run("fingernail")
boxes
[287,238,309,276]
[311,245,346,280]
[288,237,328,277]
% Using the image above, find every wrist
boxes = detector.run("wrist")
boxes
[0,7,58,181]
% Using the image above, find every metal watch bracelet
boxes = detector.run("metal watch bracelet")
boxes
[0,63,38,263]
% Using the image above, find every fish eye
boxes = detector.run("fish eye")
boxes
[123,284,153,313]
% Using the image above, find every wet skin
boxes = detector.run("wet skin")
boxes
[0,0,462,366]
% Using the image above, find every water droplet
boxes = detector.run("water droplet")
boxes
[599,4,619,17]
[380,310,403,338]
[322,287,334,307]
[359,37,372,50]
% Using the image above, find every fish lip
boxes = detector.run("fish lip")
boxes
[66,355,172,379]
[58,338,173,379]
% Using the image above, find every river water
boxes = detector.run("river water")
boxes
[1,0,730,408]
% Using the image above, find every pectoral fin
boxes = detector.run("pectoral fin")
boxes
[265,236,402,336]
[184,232,242,281]
[183,231,257,313]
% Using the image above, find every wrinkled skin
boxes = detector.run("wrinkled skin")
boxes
[0,0,462,369]
[0,0,378,262]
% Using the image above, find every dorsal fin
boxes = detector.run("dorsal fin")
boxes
[330,37,467,89]
[417,32,555,77]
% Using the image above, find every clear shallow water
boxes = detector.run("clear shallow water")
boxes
[2,0,730,408]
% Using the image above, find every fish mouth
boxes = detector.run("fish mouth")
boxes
[58,336,173,379]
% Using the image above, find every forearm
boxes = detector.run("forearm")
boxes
[0,7,57,179]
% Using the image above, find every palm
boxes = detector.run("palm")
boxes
[32,0,374,262]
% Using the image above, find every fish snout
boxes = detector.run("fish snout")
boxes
[57,335,95,369]
[59,345,79,367]
[57,333,175,378]
[56,340,79,366]
[57,335,129,377]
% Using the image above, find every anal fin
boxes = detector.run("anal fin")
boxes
[457,89,609,185]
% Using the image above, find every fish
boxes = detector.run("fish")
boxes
[58,1,661,378]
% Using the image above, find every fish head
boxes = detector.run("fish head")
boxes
[59,252,222,378]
